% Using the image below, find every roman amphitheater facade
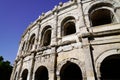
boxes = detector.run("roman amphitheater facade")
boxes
[11,0,120,80]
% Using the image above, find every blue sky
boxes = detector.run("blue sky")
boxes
[0,0,68,64]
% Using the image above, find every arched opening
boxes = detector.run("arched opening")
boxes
[100,54,120,80]
[60,62,83,80]
[43,29,51,46]
[64,22,76,36]
[62,16,76,36]
[90,9,114,26]
[41,26,51,46]
[28,34,35,50]
[35,66,48,80]
[21,69,28,80]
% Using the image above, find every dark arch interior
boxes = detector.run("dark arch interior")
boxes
[35,66,48,80]
[43,30,51,46]
[100,54,120,80]
[22,69,28,80]
[29,34,35,50]
[60,62,82,80]
[90,9,113,26]
[64,22,76,36]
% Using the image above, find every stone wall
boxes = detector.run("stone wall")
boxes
[11,0,120,80]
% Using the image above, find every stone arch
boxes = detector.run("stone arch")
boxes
[90,8,114,26]
[28,33,36,50]
[60,62,83,80]
[34,66,49,80]
[21,69,28,80]
[84,1,118,27]
[61,16,76,36]
[84,1,115,14]
[41,25,52,46]
[57,58,86,80]
[95,49,120,80]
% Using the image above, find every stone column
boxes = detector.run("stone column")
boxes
[25,30,30,52]
[10,62,17,80]
[57,75,60,80]
[53,9,58,80]
[31,24,39,51]
[82,38,96,80]
[37,23,42,49]
[36,23,41,49]
[116,7,120,23]
[28,24,39,80]
[51,9,58,46]
[16,40,23,57]
[53,47,57,80]
[28,52,36,80]
[17,58,24,80]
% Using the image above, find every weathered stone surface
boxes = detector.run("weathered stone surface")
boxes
[63,45,73,52]
[11,0,120,80]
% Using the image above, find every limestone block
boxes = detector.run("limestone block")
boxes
[71,42,82,49]
[63,45,73,52]
[57,47,63,53]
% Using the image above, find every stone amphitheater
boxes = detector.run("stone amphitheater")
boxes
[11,0,120,80]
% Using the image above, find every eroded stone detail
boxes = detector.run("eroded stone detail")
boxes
[11,0,120,80]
